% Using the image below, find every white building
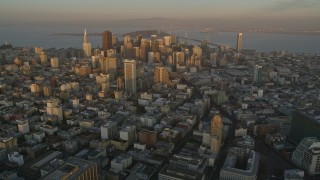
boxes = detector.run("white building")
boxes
[110,154,132,172]
[292,137,320,175]
[120,125,136,146]
[100,121,117,140]
[235,127,247,137]
[202,131,211,146]
[140,116,157,127]
[17,120,30,134]
[8,152,24,166]
[253,64,262,84]
[33,132,45,143]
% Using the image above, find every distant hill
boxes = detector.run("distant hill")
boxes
[50,30,170,38]
[122,30,170,38]
[0,43,13,49]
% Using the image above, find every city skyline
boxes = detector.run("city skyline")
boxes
[1,1,320,178]
[1,0,320,28]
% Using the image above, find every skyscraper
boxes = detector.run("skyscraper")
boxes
[124,35,131,47]
[211,113,223,154]
[99,57,118,79]
[39,51,47,65]
[0,53,6,65]
[50,57,59,68]
[83,29,92,57]
[154,67,169,84]
[125,42,134,59]
[124,59,137,94]
[292,137,320,175]
[253,64,263,86]
[151,41,159,53]
[102,30,112,50]
[237,33,243,53]
[163,36,171,46]
[140,42,149,62]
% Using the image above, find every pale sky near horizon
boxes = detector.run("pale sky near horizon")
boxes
[0,0,319,24]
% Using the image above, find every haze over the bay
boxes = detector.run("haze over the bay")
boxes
[1,0,320,29]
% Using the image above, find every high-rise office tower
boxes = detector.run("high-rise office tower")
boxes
[117,76,124,90]
[133,47,140,59]
[151,41,159,53]
[120,125,136,146]
[112,35,117,46]
[102,30,113,50]
[140,42,149,62]
[211,113,223,154]
[124,59,137,94]
[101,121,117,140]
[154,67,169,84]
[83,29,92,57]
[148,52,154,64]
[174,52,185,65]
[50,57,59,68]
[0,53,6,65]
[192,46,202,61]
[99,57,117,80]
[124,35,131,47]
[253,65,263,86]
[125,42,134,59]
[39,51,47,65]
[237,33,243,53]
[163,36,171,46]
[210,52,218,66]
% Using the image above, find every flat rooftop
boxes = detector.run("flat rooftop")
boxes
[43,157,96,180]
[159,164,203,180]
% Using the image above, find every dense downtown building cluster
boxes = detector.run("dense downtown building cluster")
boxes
[0,29,319,180]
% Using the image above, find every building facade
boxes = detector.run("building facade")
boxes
[124,59,137,94]
[83,29,92,57]
[102,30,112,50]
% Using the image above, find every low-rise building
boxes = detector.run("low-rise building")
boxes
[43,157,98,180]
[219,148,260,180]
[8,152,24,166]
[110,154,132,172]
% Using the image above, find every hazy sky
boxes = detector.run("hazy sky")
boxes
[0,0,319,25]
